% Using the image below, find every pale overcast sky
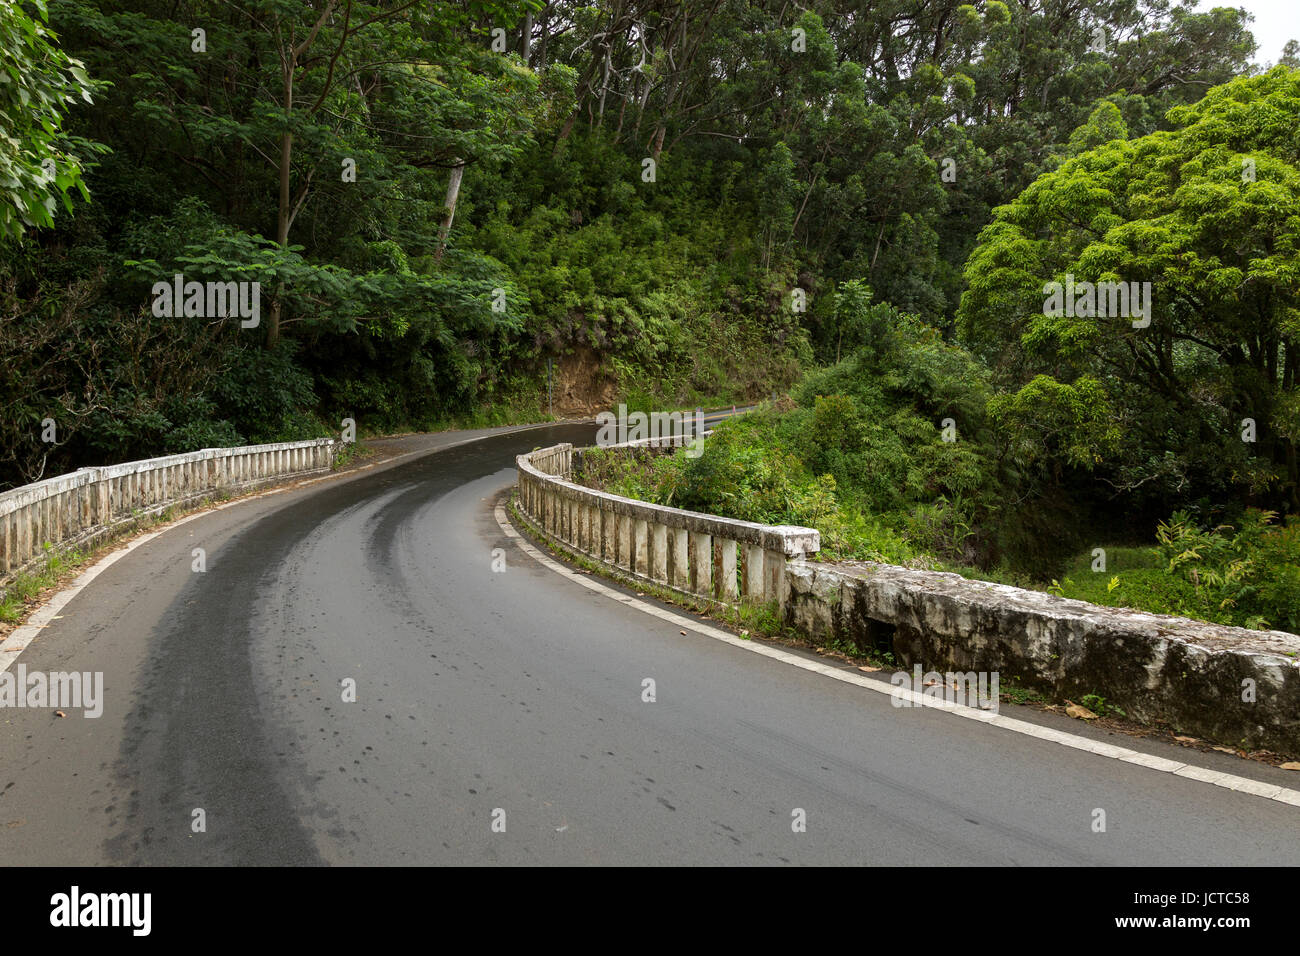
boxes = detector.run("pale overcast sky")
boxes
[1225,0,1299,64]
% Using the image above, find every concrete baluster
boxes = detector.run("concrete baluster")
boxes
[669,528,689,589]
[764,549,787,605]
[690,532,712,596]
[715,539,738,602]
[633,519,649,575]
[743,544,765,601]
[651,524,668,584]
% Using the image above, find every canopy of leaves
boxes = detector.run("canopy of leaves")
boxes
[959,66,1300,513]
[0,0,103,238]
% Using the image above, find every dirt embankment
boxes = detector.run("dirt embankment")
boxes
[548,346,619,417]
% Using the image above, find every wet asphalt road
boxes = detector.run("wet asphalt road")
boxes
[1,423,1299,865]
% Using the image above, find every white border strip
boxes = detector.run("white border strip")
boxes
[498,501,1300,810]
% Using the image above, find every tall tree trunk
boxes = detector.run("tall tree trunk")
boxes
[651,123,667,162]
[537,4,549,70]
[613,87,628,141]
[435,162,466,260]
[268,60,294,350]
[598,49,610,121]
[521,11,532,63]
[265,0,337,349]
[632,75,648,136]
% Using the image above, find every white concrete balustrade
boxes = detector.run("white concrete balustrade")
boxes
[0,438,336,585]
[516,441,819,607]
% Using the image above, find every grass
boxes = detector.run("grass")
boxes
[998,675,1048,706]
[0,544,88,623]
[1079,692,1127,719]
[0,504,189,625]
[1050,545,1162,604]
[332,440,372,470]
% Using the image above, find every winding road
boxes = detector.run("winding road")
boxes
[2,422,1298,865]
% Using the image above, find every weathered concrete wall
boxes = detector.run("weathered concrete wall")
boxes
[786,560,1300,752]
[0,438,336,592]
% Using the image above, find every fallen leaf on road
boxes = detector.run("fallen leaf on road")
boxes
[1280,762,1300,771]
[1174,735,1200,744]
[858,665,881,672]
[55,711,65,718]
[679,630,687,635]
[1065,702,1098,720]
[1212,746,1238,755]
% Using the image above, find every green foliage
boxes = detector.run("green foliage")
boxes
[581,307,1003,569]
[465,132,809,402]
[988,375,1123,471]
[1053,511,1300,632]
[1079,694,1126,719]
[1062,101,1129,159]
[211,343,325,444]
[0,543,86,622]
[1150,509,1300,630]
[1,0,1292,641]
[959,67,1300,514]
[0,0,105,238]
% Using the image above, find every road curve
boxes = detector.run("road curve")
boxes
[1,423,1298,865]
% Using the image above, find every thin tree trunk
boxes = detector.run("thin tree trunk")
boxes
[538,4,549,70]
[633,75,649,136]
[435,162,466,260]
[790,163,820,240]
[598,49,611,121]
[651,124,667,162]
[613,88,627,141]
[269,59,294,350]
[869,220,887,272]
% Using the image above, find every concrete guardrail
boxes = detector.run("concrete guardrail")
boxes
[0,438,336,589]
[516,438,820,606]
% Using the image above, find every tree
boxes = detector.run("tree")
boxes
[959,67,1300,511]
[61,0,542,346]
[0,0,102,239]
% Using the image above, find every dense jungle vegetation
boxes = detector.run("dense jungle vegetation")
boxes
[3,0,1298,628]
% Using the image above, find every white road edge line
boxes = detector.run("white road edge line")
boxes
[0,422,561,675]
[496,500,1300,810]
